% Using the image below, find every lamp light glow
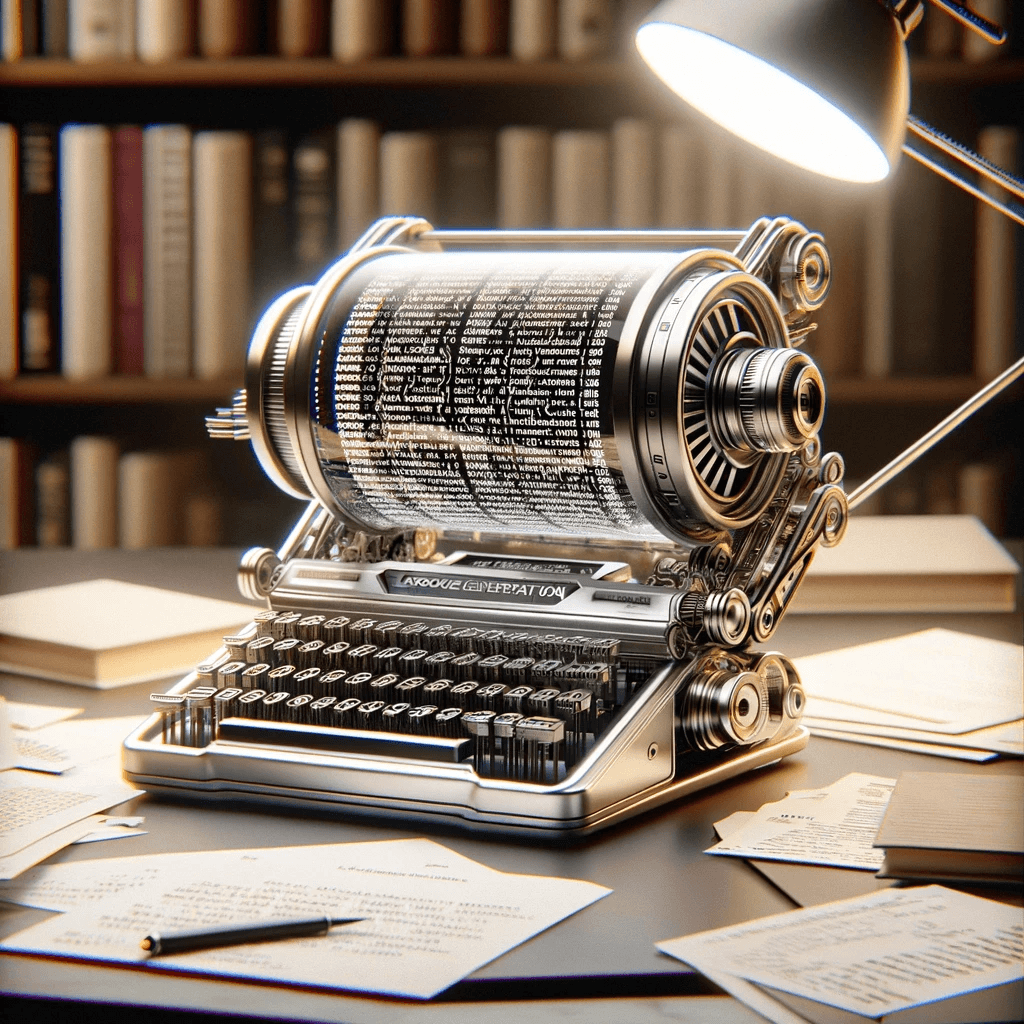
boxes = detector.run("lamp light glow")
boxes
[636,22,890,183]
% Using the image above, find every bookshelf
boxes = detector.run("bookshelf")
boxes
[2,42,1022,546]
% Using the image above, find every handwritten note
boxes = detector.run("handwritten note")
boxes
[0,839,610,999]
[706,773,895,870]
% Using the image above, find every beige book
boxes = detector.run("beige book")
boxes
[379,131,439,223]
[60,125,113,380]
[331,0,391,60]
[794,514,1019,613]
[198,0,247,57]
[958,461,1006,538]
[183,491,222,546]
[962,0,1007,62]
[118,450,178,549]
[658,122,704,228]
[192,131,252,380]
[1,1,22,60]
[136,0,195,61]
[402,0,456,57]
[0,124,15,380]
[143,125,192,378]
[277,0,327,57]
[611,118,656,229]
[337,118,380,248]
[509,0,554,60]
[496,125,551,228]
[0,437,33,549]
[0,578,257,687]
[70,436,119,550]
[557,0,611,61]
[551,129,609,228]
[861,180,895,378]
[35,455,69,547]
[973,125,1018,380]
[460,0,508,56]
[69,0,135,60]
[922,5,961,56]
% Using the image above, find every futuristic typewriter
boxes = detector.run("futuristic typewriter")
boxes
[123,214,850,837]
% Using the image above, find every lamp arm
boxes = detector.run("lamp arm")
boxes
[847,355,1024,511]
[924,0,1006,44]
[903,116,1024,228]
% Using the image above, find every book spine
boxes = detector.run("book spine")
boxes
[35,449,69,546]
[551,129,609,228]
[143,124,191,377]
[0,124,16,380]
[1,0,23,60]
[42,0,68,55]
[18,123,60,373]
[183,489,221,545]
[251,128,291,323]
[277,0,325,56]
[336,118,379,249]
[508,0,553,60]
[70,434,118,548]
[21,0,40,55]
[861,181,895,378]
[973,125,1019,380]
[192,130,251,380]
[291,128,335,279]
[136,0,194,61]
[0,436,34,547]
[118,449,177,547]
[68,0,134,60]
[439,127,495,228]
[496,125,550,229]
[330,0,390,60]
[401,0,455,57]
[60,123,113,380]
[197,0,246,57]
[958,461,1005,536]
[702,136,736,227]
[112,124,143,374]
[657,122,704,229]
[922,4,960,56]
[379,130,439,223]
[557,0,611,61]
[460,0,507,57]
[611,117,655,229]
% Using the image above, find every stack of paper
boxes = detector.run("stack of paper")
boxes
[794,629,1024,761]
[0,700,145,879]
[0,838,610,999]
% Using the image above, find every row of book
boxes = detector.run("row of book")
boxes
[0,435,223,548]
[1,0,631,62]
[0,117,1018,384]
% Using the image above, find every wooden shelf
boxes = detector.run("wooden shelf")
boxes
[0,374,1009,407]
[0,376,240,404]
[0,56,1020,89]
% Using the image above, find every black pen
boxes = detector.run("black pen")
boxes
[140,915,364,956]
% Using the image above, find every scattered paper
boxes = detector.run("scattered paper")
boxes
[795,629,1023,735]
[657,886,1024,1024]
[0,838,610,1000]
[5,701,83,731]
[808,727,996,762]
[0,697,15,771]
[705,773,895,871]
[0,819,102,882]
[805,716,1023,757]
[71,815,147,845]
[12,735,76,774]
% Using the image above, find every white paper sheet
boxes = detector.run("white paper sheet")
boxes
[0,838,610,999]
[795,629,1023,734]
[657,886,1024,1023]
[705,773,896,871]
[808,728,997,762]
[805,716,1024,756]
[5,701,83,730]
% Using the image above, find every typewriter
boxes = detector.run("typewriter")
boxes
[123,214,849,837]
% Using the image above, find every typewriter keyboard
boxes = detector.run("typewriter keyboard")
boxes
[149,609,663,784]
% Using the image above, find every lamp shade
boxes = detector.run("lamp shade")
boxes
[636,0,910,183]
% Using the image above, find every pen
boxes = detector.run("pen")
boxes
[140,915,364,956]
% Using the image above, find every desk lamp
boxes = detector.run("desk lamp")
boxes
[636,0,1024,509]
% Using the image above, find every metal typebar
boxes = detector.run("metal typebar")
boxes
[925,0,1006,43]
[847,355,1024,511]
[904,116,1024,227]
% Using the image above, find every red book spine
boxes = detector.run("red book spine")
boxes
[113,125,144,375]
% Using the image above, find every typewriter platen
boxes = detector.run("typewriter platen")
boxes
[123,215,848,837]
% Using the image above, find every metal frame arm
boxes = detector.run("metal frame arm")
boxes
[925,0,1006,43]
[903,116,1024,228]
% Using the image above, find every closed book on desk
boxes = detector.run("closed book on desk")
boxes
[0,578,257,688]
[793,515,1019,613]
[874,772,1024,886]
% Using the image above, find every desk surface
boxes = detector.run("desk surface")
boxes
[1,548,1021,1024]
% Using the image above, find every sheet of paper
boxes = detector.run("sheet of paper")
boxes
[0,819,100,881]
[71,815,147,845]
[805,715,1024,755]
[705,773,895,870]
[0,697,15,770]
[808,727,996,762]
[5,701,83,730]
[13,734,76,773]
[657,886,1024,1023]
[0,838,610,1000]
[795,629,1023,734]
